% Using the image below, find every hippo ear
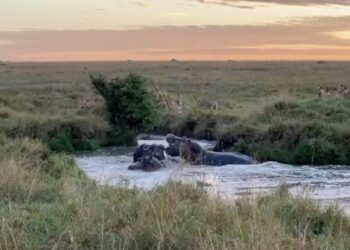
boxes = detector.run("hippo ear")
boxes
[166,134,175,142]
[182,136,188,141]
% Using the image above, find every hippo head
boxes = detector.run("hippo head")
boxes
[151,144,166,161]
[178,138,203,164]
[133,144,165,162]
[128,161,143,170]
[165,133,185,157]
[128,156,164,172]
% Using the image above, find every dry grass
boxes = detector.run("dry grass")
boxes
[1,61,349,117]
[0,134,348,249]
[1,62,350,248]
[0,61,350,163]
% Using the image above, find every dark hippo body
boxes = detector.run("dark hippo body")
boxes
[128,156,165,171]
[199,151,255,165]
[165,134,182,157]
[130,144,167,171]
[133,144,165,162]
[177,136,256,166]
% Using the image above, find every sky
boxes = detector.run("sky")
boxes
[1,0,350,61]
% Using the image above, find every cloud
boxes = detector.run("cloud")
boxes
[0,40,11,46]
[197,0,256,8]
[197,0,350,7]
[130,1,148,7]
[158,12,189,17]
[1,16,350,61]
[328,31,350,40]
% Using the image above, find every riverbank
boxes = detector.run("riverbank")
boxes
[0,61,349,165]
[1,135,350,249]
[156,96,350,165]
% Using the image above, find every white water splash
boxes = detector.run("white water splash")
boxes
[75,136,350,214]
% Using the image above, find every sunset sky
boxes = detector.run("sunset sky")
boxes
[1,0,350,61]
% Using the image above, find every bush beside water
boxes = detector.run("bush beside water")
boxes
[91,73,160,145]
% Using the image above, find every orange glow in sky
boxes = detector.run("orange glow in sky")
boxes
[1,0,350,61]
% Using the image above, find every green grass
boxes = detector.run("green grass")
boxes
[1,62,350,249]
[0,135,349,249]
[213,97,350,165]
[0,61,349,164]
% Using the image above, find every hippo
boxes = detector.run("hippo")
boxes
[165,134,183,157]
[177,137,256,166]
[166,133,209,157]
[128,156,165,171]
[133,144,166,162]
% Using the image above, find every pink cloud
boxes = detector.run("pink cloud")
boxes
[1,16,350,61]
[197,0,350,6]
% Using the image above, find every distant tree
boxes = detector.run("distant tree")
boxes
[90,73,159,133]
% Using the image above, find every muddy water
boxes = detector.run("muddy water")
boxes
[75,136,350,213]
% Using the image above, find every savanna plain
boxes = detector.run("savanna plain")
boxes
[0,61,350,249]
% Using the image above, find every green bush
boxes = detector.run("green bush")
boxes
[91,73,159,134]
[105,127,137,146]
[48,134,74,152]
[154,111,238,140]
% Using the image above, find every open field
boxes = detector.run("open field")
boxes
[0,61,350,164]
[1,61,349,113]
[1,61,350,249]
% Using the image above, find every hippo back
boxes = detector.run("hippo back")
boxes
[129,156,164,171]
[133,144,165,162]
[203,151,256,166]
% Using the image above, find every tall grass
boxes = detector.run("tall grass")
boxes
[0,62,349,164]
[0,134,349,249]
[1,61,350,249]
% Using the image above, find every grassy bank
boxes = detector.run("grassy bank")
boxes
[0,61,349,164]
[157,96,350,165]
[1,135,350,249]
[0,80,114,151]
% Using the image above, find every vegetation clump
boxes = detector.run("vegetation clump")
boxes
[91,73,160,145]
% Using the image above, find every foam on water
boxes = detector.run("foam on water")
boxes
[75,136,350,213]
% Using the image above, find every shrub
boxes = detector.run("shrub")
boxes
[48,133,74,152]
[91,73,159,134]
[155,111,239,140]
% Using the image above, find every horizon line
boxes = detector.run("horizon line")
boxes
[3,59,350,63]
